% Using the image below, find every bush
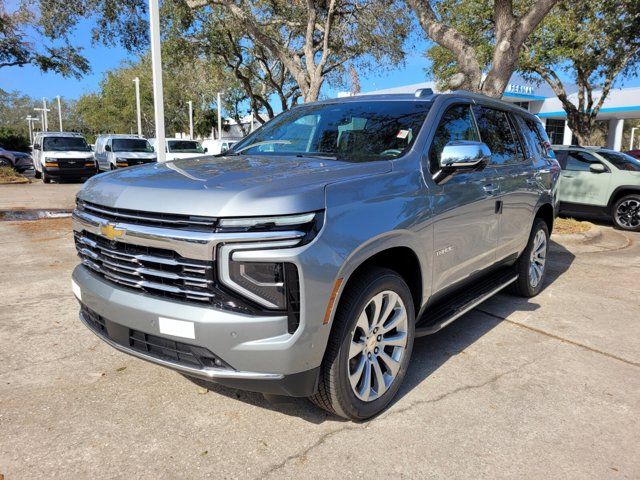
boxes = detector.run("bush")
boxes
[0,129,31,152]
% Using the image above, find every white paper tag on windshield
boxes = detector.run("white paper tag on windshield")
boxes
[159,317,195,339]
[396,129,409,139]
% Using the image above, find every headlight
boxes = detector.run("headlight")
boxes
[217,211,323,243]
[228,261,286,309]
[44,157,58,166]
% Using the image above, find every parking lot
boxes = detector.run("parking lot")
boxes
[1,186,639,479]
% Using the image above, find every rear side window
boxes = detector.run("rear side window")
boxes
[428,104,479,173]
[565,151,603,172]
[473,106,524,165]
[516,115,546,158]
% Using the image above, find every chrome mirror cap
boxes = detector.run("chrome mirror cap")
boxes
[440,141,492,169]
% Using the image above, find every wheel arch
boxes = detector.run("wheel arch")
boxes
[534,202,555,235]
[608,186,640,213]
[336,244,424,322]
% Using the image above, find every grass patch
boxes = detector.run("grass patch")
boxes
[0,166,29,184]
[555,217,592,235]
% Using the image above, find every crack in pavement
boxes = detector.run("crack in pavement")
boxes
[258,358,538,479]
[476,309,640,368]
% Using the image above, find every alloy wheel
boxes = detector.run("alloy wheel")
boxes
[529,229,547,288]
[347,290,409,402]
[616,199,640,229]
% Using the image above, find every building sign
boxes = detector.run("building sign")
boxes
[506,83,534,95]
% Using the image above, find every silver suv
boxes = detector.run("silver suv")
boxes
[71,91,560,419]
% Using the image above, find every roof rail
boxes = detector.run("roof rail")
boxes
[414,88,434,98]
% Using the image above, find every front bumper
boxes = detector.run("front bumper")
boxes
[14,156,33,170]
[72,265,320,396]
[45,165,95,178]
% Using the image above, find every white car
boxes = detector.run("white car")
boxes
[201,139,239,155]
[94,134,156,171]
[149,138,207,161]
[32,132,95,183]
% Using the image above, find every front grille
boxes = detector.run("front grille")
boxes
[81,305,233,370]
[59,158,90,168]
[76,199,217,231]
[75,231,215,303]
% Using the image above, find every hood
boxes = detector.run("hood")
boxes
[164,152,206,161]
[78,154,391,217]
[45,151,93,159]
[114,152,157,160]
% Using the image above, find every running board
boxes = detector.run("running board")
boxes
[415,269,518,337]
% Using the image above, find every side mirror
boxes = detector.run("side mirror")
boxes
[203,147,208,153]
[105,145,111,152]
[589,163,606,173]
[440,141,491,169]
[33,144,40,150]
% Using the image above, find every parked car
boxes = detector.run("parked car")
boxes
[94,134,157,171]
[625,149,640,160]
[0,145,33,172]
[32,132,95,183]
[553,146,640,231]
[201,138,239,155]
[71,90,559,420]
[149,138,207,161]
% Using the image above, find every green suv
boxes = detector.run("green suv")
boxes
[553,146,640,231]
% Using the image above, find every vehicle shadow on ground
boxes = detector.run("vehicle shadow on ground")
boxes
[184,240,575,424]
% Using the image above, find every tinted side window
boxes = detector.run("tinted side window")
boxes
[565,151,601,172]
[428,104,479,173]
[516,115,545,158]
[473,106,524,165]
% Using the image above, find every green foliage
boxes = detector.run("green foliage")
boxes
[75,54,229,138]
[0,128,30,151]
[0,1,90,77]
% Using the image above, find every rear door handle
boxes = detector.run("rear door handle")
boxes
[483,184,499,195]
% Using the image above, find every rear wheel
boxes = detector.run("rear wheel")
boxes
[612,194,640,232]
[511,218,549,297]
[310,268,415,420]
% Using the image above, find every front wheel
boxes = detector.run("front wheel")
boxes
[34,168,41,179]
[42,168,51,184]
[310,268,415,420]
[511,218,549,297]
[612,195,640,232]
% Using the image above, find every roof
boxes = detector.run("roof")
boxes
[95,134,144,139]
[35,131,85,137]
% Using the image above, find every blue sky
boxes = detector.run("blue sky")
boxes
[1,15,639,102]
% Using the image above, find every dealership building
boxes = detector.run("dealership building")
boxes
[366,74,640,151]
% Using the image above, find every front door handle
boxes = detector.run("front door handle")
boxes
[483,184,499,195]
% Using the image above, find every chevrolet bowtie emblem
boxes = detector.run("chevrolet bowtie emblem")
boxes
[100,223,125,241]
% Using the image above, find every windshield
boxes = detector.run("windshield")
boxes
[43,136,90,152]
[168,140,204,153]
[112,138,153,153]
[231,101,432,162]
[598,151,640,172]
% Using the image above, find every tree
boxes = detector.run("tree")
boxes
[163,2,299,124]
[409,0,559,97]
[519,0,640,145]
[186,0,410,102]
[0,1,89,77]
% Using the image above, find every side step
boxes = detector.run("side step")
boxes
[415,268,518,337]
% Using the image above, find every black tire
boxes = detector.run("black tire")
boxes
[94,160,100,173]
[110,163,115,170]
[0,158,11,168]
[310,267,415,420]
[34,168,42,179]
[612,194,640,232]
[510,218,549,297]
[42,168,51,184]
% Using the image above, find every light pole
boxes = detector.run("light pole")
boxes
[133,77,142,136]
[217,92,222,139]
[26,116,39,143]
[34,106,50,132]
[42,98,49,131]
[187,100,193,139]
[148,0,166,162]
[56,95,63,131]
[631,127,639,150]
